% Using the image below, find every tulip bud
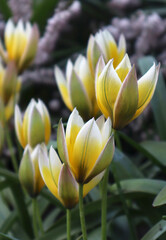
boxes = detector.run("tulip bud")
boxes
[87,29,126,75]
[14,99,51,148]
[0,61,21,104]
[96,54,160,129]
[0,19,39,73]
[55,55,100,120]
[19,144,45,197]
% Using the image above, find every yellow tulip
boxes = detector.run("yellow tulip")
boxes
[57,108,114,183]
[14,99,51,148]
[0,19,39,73]
[39,144,105,209]
[19,144,45,197]
[55,55,100,120]
[87,29,126,75]
[95,54,160,129]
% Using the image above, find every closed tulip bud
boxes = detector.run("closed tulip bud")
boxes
[96,54,160,129]
[39,144,105,209]
[0,61,21,104]
[0,19,39,73]
[14,99,51,148]
[19,144,45,197]
[55,55,100,120]
[57,108,114,184]
[87,29,126,75]
[0,122,4,152]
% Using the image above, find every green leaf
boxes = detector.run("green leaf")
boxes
[138,56,166,140]
[140,141,166,168]
[153,185,166,207]
[141,220,166,240]
[0,233,20,240]
[109,179,166,197]
[119,132,166,173]
[111,148,143,180]
[0,0,12,20]
[10,183,33,238]
[31,0,60,34]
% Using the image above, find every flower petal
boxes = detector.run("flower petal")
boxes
[72,119,102,183]
[14,105,25,148]
[118,34,126,63]
[58,164,78,209]
[39,146,59,200]
[49,146,62,187]
[115,54,131,82]
[113,66,138,129]
[132,63,160,121]
[57,119,69,165]
[54,66,73,111]
[28,106,45,148]
[83,170,105,197]
[85,134,114,183]
[68,68,92,119]
[96,59,122,119]
[66,108,84,162]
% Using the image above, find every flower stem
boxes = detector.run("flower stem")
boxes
[32,198,38,238]
[101,167,109,240]
[79,184,87,240]
[36,198,44,234]
[67,209,71,240]
[5,123,18,172]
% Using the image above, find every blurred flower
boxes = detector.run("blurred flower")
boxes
[0,19,39,73]
[0,122,4,152]
[57,108,114,183]
[87,29,126,75]
[19,144,45,197]
[95,54,160,129]
[15,99,51,148]
[39,144,105,209]
[0,61,21,104]
[55,55,100,120]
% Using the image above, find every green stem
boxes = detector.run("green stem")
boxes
[32,198,38,238]
[101,167,109,240]
[36,199,44,234]
[5,124,18,172]
[79,184,87,240]
[67,209,71,240]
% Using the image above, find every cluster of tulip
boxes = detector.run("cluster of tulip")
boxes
[0,19,39,152]
[0,18,160,240]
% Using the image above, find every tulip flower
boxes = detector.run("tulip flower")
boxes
[57,108,114,184]
[0,19,39,73]
[95,54,160,129]
[15,99,51,148]
[19,144,45,197]
[39,144,105,209]
[0,61,21,104]
[55,55,100,120]
[87,29,126,75]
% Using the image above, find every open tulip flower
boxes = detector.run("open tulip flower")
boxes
[87,29,126,75]
[95,54,160,129]
[55,55,100,120]
[0,19,39,73]
[15,99,51,148]
[39,144,105,209]
[57,108,114,184]
[19,144,45,197]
